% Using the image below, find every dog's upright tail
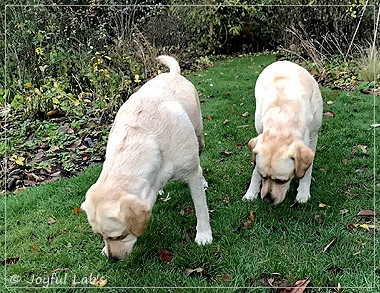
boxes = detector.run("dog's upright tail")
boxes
[156,55,181,75]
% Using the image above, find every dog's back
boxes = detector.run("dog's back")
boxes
[254,61,322,136]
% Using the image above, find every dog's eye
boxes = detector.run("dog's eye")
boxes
[259,173,267,180]
[106,235,126,241]
[273,179,288,185]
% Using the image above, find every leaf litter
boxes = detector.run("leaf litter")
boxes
[4,117,109,192]
[261,273,310,292]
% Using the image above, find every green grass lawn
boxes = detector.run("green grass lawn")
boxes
[1,55,378,292]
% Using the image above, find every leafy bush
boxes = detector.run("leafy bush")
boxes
[2,0,377,121]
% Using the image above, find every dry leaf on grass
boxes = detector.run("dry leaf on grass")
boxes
[159,249,174,264]
[47,217,56,225]
[279,279,310,293]
[90,278,107,287]
[348,223,376,231]
[1,256,20,266]
[323,238,337,253]
[357,210,375,217]
[221,274,232,282]
[249,210,255,221]
[323,111,335,117]
[318,202,330,208]
[73,207,81,215]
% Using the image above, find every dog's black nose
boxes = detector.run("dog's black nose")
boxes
[263,194,275,204]
[108,255,120,263]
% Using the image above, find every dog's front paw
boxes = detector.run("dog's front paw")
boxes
[101,246,108,256]
[195,230,212,245]
[242,191,259,201]
[296,192,310,203]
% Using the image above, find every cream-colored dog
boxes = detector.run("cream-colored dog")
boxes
[81,56,212,262]
[243,61,322,205]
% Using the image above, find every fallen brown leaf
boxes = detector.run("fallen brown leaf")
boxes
[66,140,82,151]
[290,279,310,293]
[221,274,232,281]
[73,207,81,215]
[323,111,335,117]
[341,159,349,165]
[159,249,173,264]
[1,256,20,266]
[206,114,213,120]
[243,220,252,227]
[26,173,44,182]
[357,209,375,217]
[249,210,254,221]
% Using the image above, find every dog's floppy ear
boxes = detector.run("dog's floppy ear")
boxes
[248,137,259,162]
[248,137,258,153]
[121,195,152,237]
[292,142,315,179]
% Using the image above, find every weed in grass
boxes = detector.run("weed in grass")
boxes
[2,55,378,290]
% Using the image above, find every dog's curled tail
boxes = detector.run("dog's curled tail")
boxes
[156,55,181,75]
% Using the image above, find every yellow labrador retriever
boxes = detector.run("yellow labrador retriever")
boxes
[243,61,322,205]
[81,56,212,262]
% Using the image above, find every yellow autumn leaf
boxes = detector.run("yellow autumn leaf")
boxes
[35,47,44,55]
[90,278,107,287]
[34,88,42,95]
[10,155,25,166]
[358,224,370,231]
[24,82,32,88]
[318,202,327,208]
[134,74,141,83]
[52,97,59,104]
[327,101,333,105]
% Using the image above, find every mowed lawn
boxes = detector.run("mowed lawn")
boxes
[1,55,378,291]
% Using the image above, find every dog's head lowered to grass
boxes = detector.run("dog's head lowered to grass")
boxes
[81,184,152,262]
[248,131,314,205]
